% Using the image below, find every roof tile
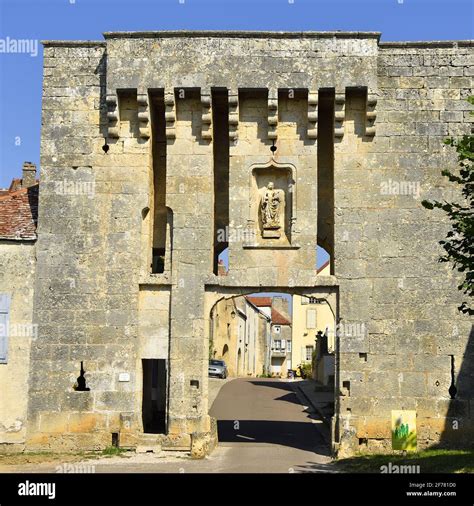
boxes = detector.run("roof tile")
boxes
[0,185,39,240]
[271,308,291,326]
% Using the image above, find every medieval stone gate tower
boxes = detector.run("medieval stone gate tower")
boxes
[20,31,473,457]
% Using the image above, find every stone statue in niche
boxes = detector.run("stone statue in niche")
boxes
[260,182,284,238]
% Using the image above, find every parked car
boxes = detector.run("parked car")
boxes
[209,359,228,379]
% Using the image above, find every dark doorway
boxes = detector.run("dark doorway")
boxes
[142,359,167,434]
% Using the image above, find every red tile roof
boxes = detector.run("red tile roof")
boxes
[271,308,291,326]
[0,185,38,240]
[246,296,272,307]
[8,178,23,192]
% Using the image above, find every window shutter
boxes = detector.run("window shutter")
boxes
[306,308,316,329]
[0,294,11,364]
[281,339,286,349]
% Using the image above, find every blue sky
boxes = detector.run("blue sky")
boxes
[0,0,472,188]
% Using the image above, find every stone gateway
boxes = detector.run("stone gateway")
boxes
[0,31,472,458]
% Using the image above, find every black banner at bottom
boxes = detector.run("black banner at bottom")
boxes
[0,473,472,506]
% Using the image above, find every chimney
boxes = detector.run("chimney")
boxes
[217,259,228,276]
[272,296,290,320]
[22,162,37,188]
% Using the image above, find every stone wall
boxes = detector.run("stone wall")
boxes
[21,32,473,456]
[28,42,145,451]
[335,42,473,456]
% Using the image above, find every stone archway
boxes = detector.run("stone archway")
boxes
[222,344,229,359]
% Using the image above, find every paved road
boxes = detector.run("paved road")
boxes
[207,378,331,472]
[208,376,232,408]
[1,378,332,473]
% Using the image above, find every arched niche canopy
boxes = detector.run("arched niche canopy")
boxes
[246,159,298,248]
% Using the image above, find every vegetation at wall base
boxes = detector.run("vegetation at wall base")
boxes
[335,449,474,473]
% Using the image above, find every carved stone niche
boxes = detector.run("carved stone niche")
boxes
[246,160,297,248]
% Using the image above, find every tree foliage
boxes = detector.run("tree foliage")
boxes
[422,97,474,315]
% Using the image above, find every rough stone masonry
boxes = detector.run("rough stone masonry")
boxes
[0,31,473,458]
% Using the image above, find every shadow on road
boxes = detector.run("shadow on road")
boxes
[247,380,299,390]
[210,378,330,456]
[246,380,305,406]
[216,419,330,455]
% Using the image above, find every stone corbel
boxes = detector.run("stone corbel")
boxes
[137,92,150,139]
[201,89,212,141]
[164,90,176,140]
[268,90,278,141]
[106,93,119,139]
[228,90,239,143]
[307,91,318,139]
[365,92,377,137]
[334,89,346,138]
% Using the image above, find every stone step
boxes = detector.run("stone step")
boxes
[135,433,192,452]
[136,444,162,454]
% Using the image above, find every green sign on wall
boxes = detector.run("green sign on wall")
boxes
[392,410,417,452]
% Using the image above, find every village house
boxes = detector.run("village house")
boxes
[292,260,336,385]
[0,163,38,450]
[210,296,270,377]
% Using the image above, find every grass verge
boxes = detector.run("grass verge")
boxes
[334,449,474,473]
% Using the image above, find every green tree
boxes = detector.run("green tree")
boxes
[422,96,474,315]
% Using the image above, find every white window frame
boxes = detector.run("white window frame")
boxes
[306,308,317,329]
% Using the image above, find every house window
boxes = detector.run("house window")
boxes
[287,340,292,352]
[303,296,321,304]
[0,294,11,364]
[305,345,314,362]
[273,325,281,334]
[306,309,317,329]
[273,339,281,350]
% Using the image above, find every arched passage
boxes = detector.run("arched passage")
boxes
[206,287,338,461]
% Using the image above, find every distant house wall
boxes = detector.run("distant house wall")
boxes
[0,241,35,450]
[292,294,335,368]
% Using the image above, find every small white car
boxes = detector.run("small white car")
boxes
[208,359,228,379]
